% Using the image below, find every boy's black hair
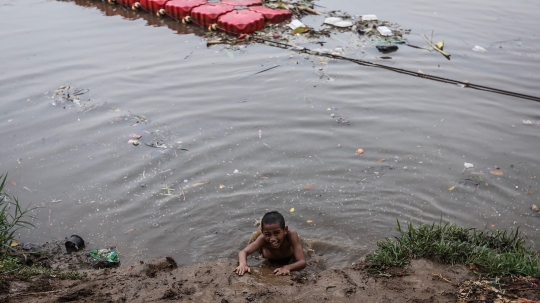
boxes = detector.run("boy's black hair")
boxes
[261,211,285,230]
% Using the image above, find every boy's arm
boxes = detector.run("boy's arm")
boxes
[236,235,264,275]
[274,230,306,275]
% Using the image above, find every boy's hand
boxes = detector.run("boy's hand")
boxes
[273,266,291,276]
[235,264,251,276]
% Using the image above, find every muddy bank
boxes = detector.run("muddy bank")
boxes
[1,242,539,303]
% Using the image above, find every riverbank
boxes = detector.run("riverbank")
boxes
[1,240,539,302]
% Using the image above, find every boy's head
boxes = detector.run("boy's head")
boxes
[261,211,288,248]
[261,211,285,230]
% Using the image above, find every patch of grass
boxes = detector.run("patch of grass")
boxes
[0,256,87,280]
[366,219,540,277]
[0,173,37,251]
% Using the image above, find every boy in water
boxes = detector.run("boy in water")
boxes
[235,211,306,276]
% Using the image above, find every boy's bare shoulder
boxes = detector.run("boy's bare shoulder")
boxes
[287,229,300,239]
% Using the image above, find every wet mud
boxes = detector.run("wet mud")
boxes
[2,242,539,302]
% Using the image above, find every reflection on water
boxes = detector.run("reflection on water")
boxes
[58,0,206,36]
[0,0,539,269]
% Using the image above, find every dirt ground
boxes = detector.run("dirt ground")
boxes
[1,242,539,303]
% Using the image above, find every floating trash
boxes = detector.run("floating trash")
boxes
[472,45,487,52]
[361,14,378,21]
[377,26,393,36]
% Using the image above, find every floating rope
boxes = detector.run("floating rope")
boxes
[115,2,540,103]
[251,37,540,103]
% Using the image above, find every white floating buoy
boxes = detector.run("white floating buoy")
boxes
[208,24,218,31]
[132,2,141,10]
[182,16,192,24]
[157,8,166,17]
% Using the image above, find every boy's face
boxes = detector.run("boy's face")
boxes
[262,222,288,249]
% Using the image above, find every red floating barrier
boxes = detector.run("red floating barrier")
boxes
[139,0,170,13]
[191,3,234,27]
[164,0,206,20]
[221,0,262,7]
[218,10,265,34]
[249,6,292,24]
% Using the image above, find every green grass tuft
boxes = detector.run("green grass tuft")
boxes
[0,173,37,251]
[365,219,540,277]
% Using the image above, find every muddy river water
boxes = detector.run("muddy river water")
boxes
[1,0,539,268]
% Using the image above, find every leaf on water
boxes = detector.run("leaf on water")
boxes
[292,26,308,34]
[378,158,386,163]
[10,241,19,247]
[183,180,209,189]
[290,207,295,213]
[125,228,135,234]
[490,170,504,176]
[448,186,455,191]
[307,220,313,223]
[434,41,444,50]
[532,204,539,212]
[304,184,314,190]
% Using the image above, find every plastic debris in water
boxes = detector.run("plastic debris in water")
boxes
[259,129,262,138]
[290,207,295,213]
[130,134,142,139]
[472,45,487,52]
[377,26,393,36]
[324,17,342,25]
[464,162,474,168]
[356,149,364,155]
[324,17,353,27]
[288,19,305,30]
[361,14,378,21]
[333,21,354,28]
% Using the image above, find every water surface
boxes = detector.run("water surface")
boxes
[1,0,539,267]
